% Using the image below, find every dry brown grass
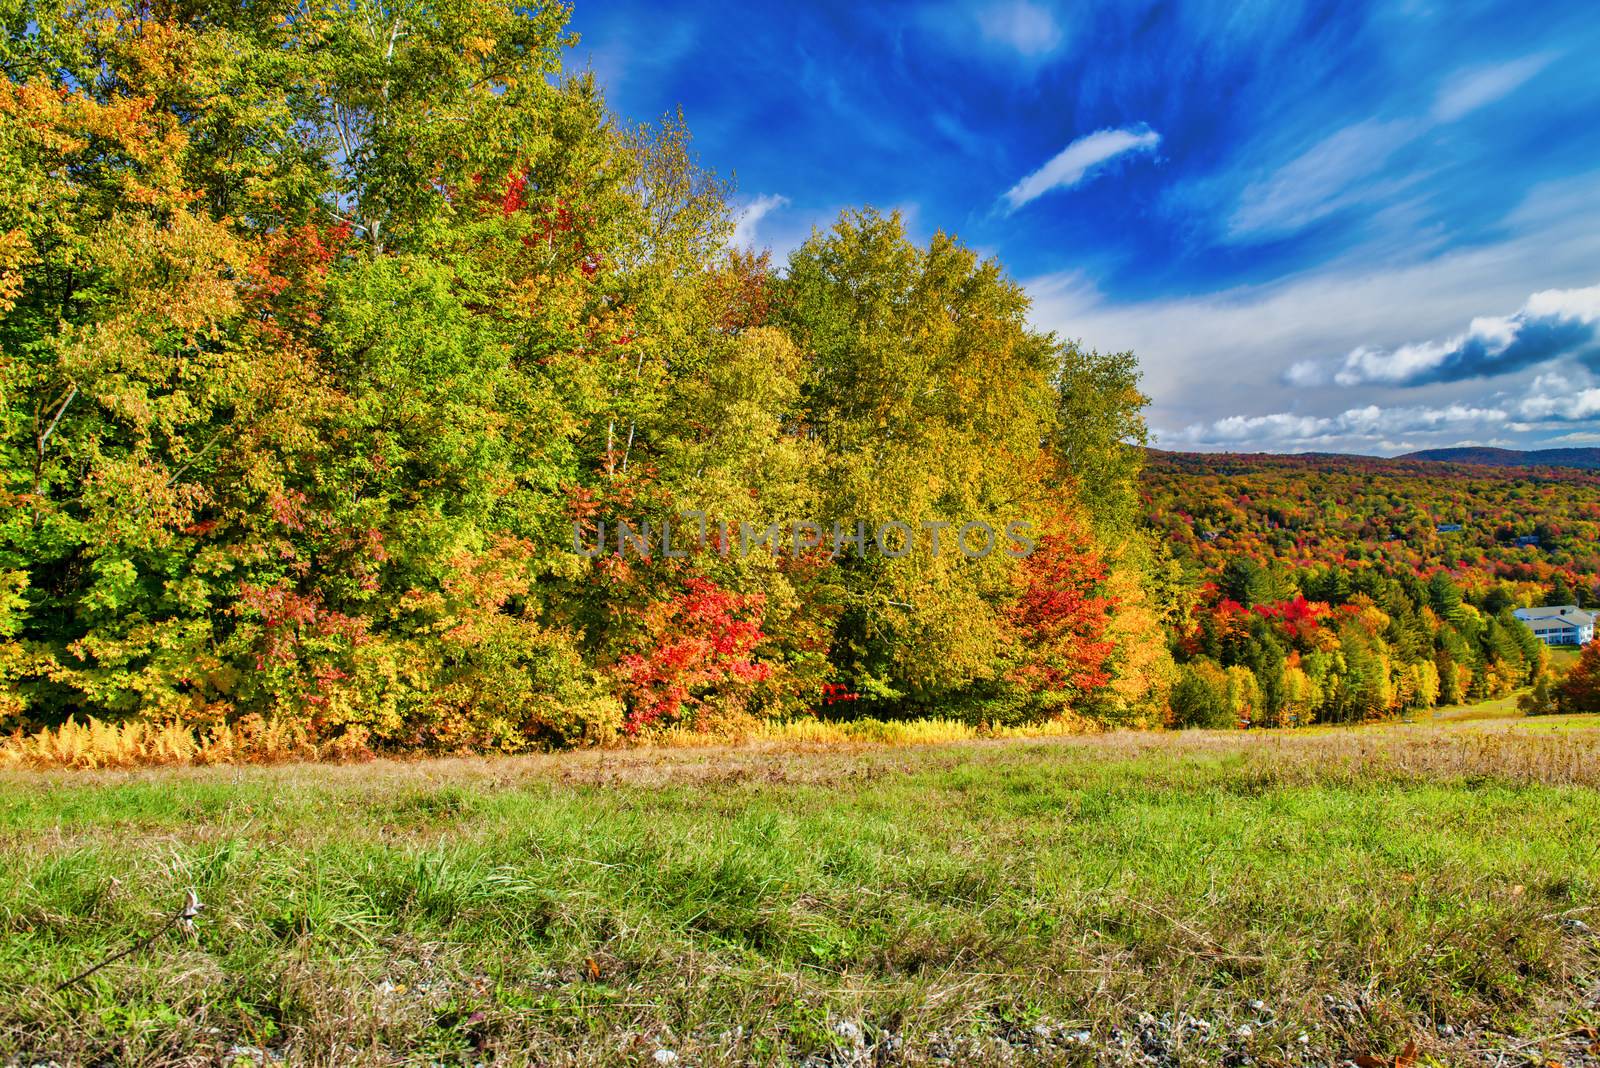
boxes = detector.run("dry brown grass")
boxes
[0,714,376,770]
[10,694,1598,787]
[0,710,1101,771]
[6,714,1596,792]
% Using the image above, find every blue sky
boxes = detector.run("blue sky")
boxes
[568,0,1600,455]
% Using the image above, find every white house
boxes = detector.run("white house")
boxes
[1513,605,1597,646]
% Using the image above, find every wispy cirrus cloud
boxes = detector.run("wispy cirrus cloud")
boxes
[1228,119,1418,239]
[1002,125,1160,212]
[1226,51,1557,241]
[1432,53,1557,122]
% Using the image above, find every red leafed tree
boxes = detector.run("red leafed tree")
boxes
[246,221,351,341]
[1558,640,1600,713]
[615,578,773,732]
[1005,530,1115,699]
[1253,595,1331,642]
[703,249,775,332]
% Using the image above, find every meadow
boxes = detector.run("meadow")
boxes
[2,717,1598,1067]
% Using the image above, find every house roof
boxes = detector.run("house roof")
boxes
[1515,605,1598,627]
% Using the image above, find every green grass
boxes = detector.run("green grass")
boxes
[1514,712,1600,732]
[2,727,1598,1066]
[1549,646,1583,671]
[1428,691,1525,723]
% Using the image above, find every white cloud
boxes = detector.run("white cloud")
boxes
[1323,283,1600,386]
[1225,52,1553,241]
[1182,412,1332,445]
[1432,53,1556,122]
[1228,119,1417,238]
[976,0,1064,57]
[1333,339,1456,386]
[1283,360,1329,387]
[1515,372,1600,422]
[1526,286,1600,320]
[1002,126,1160,212]
[730,193,791,250]
[1172,403,1508,448]
[1170,365,1600,454]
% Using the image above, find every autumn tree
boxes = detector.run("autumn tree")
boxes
[1,1,1170,744]
[1558,642,1600,714]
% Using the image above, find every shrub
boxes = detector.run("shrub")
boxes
[1518,675,1559,716]
[612,577,774,733]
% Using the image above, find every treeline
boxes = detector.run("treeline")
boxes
[1145,453,1568,726]
[1169,566,1544,727]
[0,0,1172,748]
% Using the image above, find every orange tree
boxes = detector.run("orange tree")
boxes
[1558,641,1600,714]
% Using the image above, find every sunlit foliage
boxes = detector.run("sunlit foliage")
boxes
[0,0,1162,746]
[1144,452,1570,724]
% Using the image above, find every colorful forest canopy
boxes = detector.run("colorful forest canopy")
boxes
[1142,451,1599,726]
[0,0,1172,749]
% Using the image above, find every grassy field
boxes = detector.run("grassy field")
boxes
[2,722,1599,1067]
[1427,692,1527,723]
[1550,648,1584,671]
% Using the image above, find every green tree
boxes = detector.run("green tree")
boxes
[1427,572,1466,623]
[1051,344,1148,533]
[1169,660,1233,729]
[778,209,1063,711]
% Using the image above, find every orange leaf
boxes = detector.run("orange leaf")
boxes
[585,956,601,981]
[1354,1041,1418,1068]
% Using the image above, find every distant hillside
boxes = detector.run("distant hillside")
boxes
[1142,448,1600,593]
[1397,446,1600,470]
[1141,448,1600,727]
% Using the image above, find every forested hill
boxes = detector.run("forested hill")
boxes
[1397,447,1600,470]
[1144,449,1600,599]
[1142,451,1600,727]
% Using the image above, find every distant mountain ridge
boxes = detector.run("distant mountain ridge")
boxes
[1396,447,1600,470]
